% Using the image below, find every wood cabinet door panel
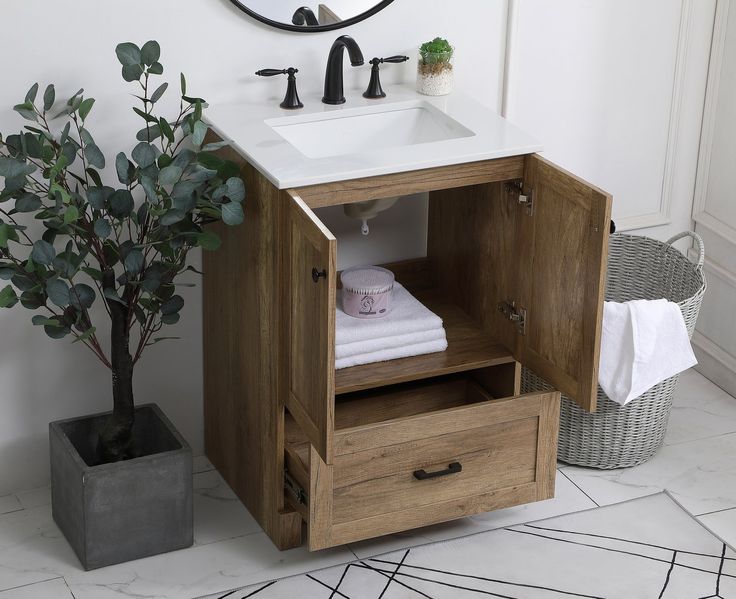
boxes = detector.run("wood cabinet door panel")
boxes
[285,191,336,463]
[518,155,612,411]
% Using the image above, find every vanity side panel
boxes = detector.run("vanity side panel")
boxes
[428,182,522,357]
[203,143,301,549]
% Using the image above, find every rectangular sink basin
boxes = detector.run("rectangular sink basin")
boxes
[266,101,475,160]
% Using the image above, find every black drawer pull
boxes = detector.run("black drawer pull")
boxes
[312,268,327,283]
[413,462,462,480]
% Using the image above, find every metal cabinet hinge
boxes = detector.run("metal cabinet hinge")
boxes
[504,180,533,215]
[498,300,527,335]
[284,471,308,506]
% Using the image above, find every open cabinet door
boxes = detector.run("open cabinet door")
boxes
[517,155,612,411]
[285,191,336,463]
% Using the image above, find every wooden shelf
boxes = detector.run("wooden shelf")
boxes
[334,292,514,395]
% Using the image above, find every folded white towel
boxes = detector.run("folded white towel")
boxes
[335,336,449,370]
[336,327,446,360]
[598,299,697,406]
[335,282,444,345]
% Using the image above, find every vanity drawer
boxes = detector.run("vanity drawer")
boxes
[285,376,560,550]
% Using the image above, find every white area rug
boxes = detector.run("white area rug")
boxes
[215,493,735,598]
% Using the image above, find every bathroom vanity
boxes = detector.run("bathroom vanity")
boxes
[202,87,612,550]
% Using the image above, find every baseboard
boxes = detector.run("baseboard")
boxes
[692,330,736,398]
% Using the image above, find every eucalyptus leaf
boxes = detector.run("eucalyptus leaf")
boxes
[159,208,185,226]
[150,82,168,104]
[122,63,144,82]
[46,278,70,308]
[225,177,245,203]
[84,144,105,169]
[93,218,111,238]
[43,84,55,111]
[221,201,244,226]
[0,285,18,308]
[25,83,39,104]
[70,283,95,309]
[44,321,70,339]
[158,165,182,186]
[13,102,37,122]
[78,98,95,121]
[63,205,79,224]
[30,240,55,265]
[15,193,42,213]
[115,152,134,185]
[115,42,141,67]
[140,40,161,66]
[160,294,184,315]
[131,142,156,168]
[0,157,36,179]
[87,186,113,210]
[108,189,134,219]
[124,249,144,275]
[161,312,180,325]
[147,62,163,75]
[32,315,60,327]
[0,223,19,248]
[191,121,207,147]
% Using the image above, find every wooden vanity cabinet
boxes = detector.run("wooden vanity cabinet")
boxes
[203,150,612,551]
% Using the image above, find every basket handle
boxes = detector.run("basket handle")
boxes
[665,231,705,271]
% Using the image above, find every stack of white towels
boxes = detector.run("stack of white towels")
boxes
[335,282,448,370]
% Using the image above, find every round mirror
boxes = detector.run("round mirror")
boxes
[228,0,395,32]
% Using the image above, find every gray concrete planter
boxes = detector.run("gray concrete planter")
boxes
[49,403,193,570]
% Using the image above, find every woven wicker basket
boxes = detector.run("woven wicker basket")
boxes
[522,231,707,469]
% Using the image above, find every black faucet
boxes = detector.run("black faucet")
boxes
[322,35,364,105]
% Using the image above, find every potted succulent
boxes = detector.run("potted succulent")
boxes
[416,37,455,96]
[0,40,244,570]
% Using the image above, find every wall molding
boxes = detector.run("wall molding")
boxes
[502,1,697,233]
[693,0,731,222]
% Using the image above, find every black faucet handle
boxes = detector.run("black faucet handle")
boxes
[255,68,303,110]
[377,55,410,64]
[363,56,410,99]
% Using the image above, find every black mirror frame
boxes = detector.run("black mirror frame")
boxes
[227,0,396,32]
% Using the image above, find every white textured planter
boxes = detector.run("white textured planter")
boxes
[417,69,454,96]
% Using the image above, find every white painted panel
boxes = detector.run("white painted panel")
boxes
[704,1,736,234]
[506,0,683,228]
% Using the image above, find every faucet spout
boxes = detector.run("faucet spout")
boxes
[322,35,364,105]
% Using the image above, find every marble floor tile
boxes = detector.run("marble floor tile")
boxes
[193,470,261,546]
[665,369,736,446]
[564,431,736,515]
[698,507,736,550]
[348,468,596,559]
[0,578,73,599]
[14,487,51,511]
[193,455,215,474]
[0,496,21,516]
[64,533,354,599]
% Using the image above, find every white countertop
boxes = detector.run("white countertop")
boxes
[205,85,543,189]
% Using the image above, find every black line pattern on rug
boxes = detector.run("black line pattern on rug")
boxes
[306,571,352,599]
[378,549,410,598]
[658,551,677,599]
[368,558,605,598]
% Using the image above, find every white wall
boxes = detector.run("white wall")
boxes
[504,0,716,245]
[0,0,508,493]
[692,0,736,396]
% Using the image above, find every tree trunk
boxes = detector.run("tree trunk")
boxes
[98,272,135,463]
